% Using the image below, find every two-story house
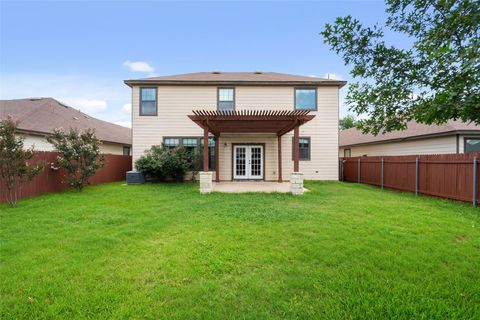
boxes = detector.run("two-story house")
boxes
[125,72,346,193]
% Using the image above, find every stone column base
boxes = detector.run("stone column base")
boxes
[290,172,304,195]
[199,171,213,194]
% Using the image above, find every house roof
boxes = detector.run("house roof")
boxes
[340,120,480,147]
[124,71,346,87]
[0,98,131,146]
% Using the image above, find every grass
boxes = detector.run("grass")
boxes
[1,181,479,319]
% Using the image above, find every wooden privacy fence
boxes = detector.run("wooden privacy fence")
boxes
[340,153,480,207]
[0,151,132,203]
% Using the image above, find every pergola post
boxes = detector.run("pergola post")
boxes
[215,135,219,182]
[293,125,299,172]
[203,126,209,172]
[277,135,282,183]
[199,126,213,193]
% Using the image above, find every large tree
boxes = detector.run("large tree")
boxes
[321,0,479,135]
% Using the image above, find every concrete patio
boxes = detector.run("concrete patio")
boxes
[212,181,308,193]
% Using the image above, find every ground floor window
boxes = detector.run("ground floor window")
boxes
[163,136,216,170]
[123,146,131,156]
[465,138,480,153]
[344,149,351,158]
[292,137,311,160]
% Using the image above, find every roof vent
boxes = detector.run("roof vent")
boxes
[254,71,262,74]
[29,97,44,101]
[212,71,221,74]
[73,116,79,120]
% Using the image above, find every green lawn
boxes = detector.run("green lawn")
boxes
[1,182,479,319]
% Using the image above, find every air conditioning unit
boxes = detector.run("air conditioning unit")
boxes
[126,170,145,184]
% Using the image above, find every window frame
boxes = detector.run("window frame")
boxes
[292,136,311,161]
[344,148,351,158]
[217,87,235,111]
[464,137,480,153]
[162,136,217,171]
[294,87,317,111]
[123,146,131,156]
[139,87,158,116]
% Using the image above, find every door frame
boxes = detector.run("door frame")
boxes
[231,143,266,180]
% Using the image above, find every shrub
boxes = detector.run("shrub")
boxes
[135,144,192,182]
[0,117,43,205]
[47,128,104,191]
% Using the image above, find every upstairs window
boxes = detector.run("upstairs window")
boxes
[123,146,131,156]
[218,88,235,111]
[344,149,351,158]
[295,88,317,110]
[465,138,480,153]
[140,87,157,116]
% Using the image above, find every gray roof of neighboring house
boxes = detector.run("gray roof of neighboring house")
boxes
[340,120,480,147]
[0,98,131,146]
[125,71,347,87]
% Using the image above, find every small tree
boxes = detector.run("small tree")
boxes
[47,128,104,191]
[0,118,43,205]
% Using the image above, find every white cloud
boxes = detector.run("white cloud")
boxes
[308,75,318,78]
[60,98,107,114]
[122,103,132,114]
[324,73,344,80]
[114,121,131,128]
[123,60,155,74]
[0,73,131,125]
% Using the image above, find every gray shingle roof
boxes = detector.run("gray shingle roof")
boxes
[125,71,346,87]
[0,98,131,145]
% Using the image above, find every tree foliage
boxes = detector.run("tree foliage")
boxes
[0,118,43,205]
[135,144,192,182]
[47,128,104,191]
[321,0,480,134]
[339,114,359,130]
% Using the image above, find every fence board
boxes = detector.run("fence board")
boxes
[340,153,479,206]
[1,151,131,203]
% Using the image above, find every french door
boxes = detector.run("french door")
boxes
[233,145,264,180]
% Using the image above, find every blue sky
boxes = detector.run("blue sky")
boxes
[0,0,398,127]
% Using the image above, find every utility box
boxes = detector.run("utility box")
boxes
[126,170,145,184]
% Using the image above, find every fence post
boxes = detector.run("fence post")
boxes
[358,158,361,183]
[474,157,478,208]
[415,156,419,196]
[381,158,384,190]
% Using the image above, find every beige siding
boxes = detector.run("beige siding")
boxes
[22,134,54,151]
[19,133,127,155]
[339,135,457,157]
[99,143,127,155]
[132,85,340,180]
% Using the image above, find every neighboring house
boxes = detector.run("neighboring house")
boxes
[339,120,480,157]
[125,72,346,181]
[0,98,132,155]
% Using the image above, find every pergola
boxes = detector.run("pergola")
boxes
[188,110,315,182]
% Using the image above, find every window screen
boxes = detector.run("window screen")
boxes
[140,88,157,116]
[218,88,235,111]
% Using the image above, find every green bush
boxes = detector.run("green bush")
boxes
[135,144,192,182]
